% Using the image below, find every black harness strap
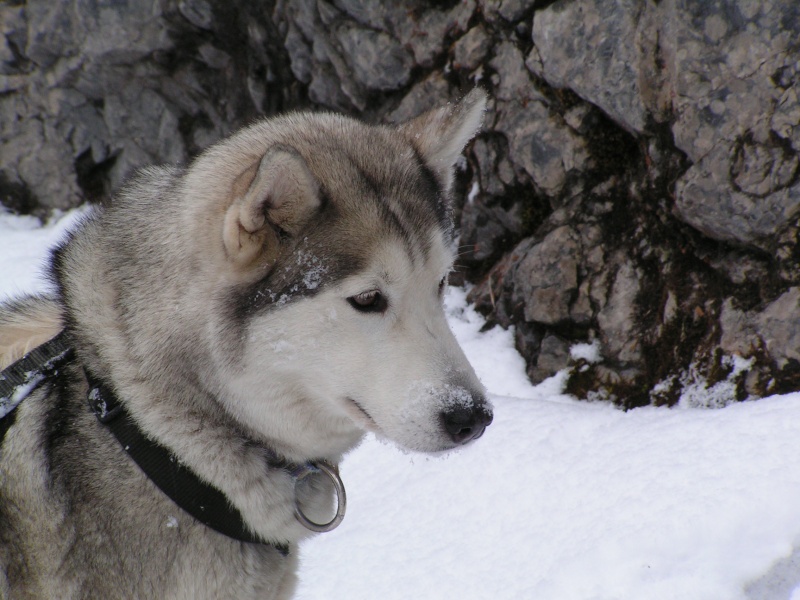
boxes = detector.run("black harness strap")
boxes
[0,333,289,555]
[85,373,289,555]
[0,331,73,443]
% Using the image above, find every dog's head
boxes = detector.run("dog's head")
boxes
[190,90,493,457]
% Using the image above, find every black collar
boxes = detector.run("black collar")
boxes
[2,332,346,552]
[85,372,291,555]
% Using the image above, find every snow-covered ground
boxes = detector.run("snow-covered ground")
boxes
[2,209,800,600]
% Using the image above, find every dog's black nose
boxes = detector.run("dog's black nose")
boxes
[441,402,493,445]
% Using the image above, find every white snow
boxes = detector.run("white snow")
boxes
[570,338,602,363]
[0,371,45,414]
[467,179,480,204]
[678,354,755,409]
[2,209,800,599]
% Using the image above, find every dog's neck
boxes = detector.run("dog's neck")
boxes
[85,371,291,550]
[78,356,346,544]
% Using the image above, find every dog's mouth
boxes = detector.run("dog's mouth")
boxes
[344,397,380,432]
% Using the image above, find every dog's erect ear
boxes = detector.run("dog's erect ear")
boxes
[223,147,321,268]
[398,88,487,192]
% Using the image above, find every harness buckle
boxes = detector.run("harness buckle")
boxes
[88,385,124,424]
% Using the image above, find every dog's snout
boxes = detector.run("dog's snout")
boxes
[441,401,493,445]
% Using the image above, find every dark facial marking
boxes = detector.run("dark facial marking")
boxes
[230,224,366,324]
[409,145,452,236]
[343,146,447,265]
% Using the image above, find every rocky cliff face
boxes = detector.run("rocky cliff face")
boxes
[0,0,300,212]
[2,0,799,406]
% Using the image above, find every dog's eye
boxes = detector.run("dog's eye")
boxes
[347,290,387,313]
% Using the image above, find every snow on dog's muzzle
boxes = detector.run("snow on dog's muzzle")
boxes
[397,381,493,451]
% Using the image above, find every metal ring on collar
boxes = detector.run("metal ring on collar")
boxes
[293,461,347,533]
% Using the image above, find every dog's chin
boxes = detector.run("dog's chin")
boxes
[387,436,466,456]
[343,398,462,453]
[344,397,382,433]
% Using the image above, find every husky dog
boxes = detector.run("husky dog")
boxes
[0,89,492,599]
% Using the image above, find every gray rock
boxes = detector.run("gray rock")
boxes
[0,0,172,208]
[718,299,755,359]
[386,74,451,124]
[312,29,367,110]
[0,5,26,76]
[480,0,534,24]
[514,225,579,325]
[497,0,533,23]
[178,0,213,31]
[471,137,510,197]
[394,1,476,69]
[285,22,313,83]
[532,333,571,381]
[490,40,589,196]
[459,191,524,269]
[732,137,798,197]
[453,25,491,72]
[570,225,603,325]
[721,288,800,373]
[330,0,392,31]
[772,84,800,152]
[334,23,412,91]
[707,251,769,286]
[466,241,529,328]
[666,0,800,250]
[596,257,642,364]
[307,60,355,111]
[531,0,800,252]
[532,0,654,134]
[490,40,536,103]
[1,0,292,212]
[282,0,419,110]
[675,147,800,251]
[495,100,589,197]
[757,287,800,369]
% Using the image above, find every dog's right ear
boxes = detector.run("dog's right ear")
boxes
[398,88,487,193]
[223,147,321,270]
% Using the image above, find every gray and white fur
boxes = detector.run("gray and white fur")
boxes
[0,89,492,599]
